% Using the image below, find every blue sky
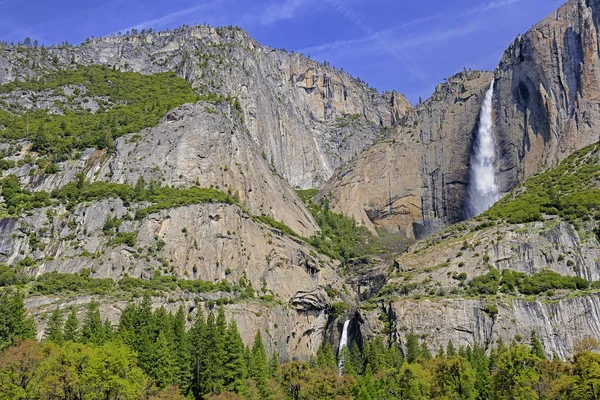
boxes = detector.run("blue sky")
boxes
[1,0,566,102]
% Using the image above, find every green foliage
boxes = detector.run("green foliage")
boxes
[43,309,64,344]
[107,231,137,247]
[305,197,375,265]
[0,65,199,160]
[329,301,350,319]
[32,271,115,295]
[468,268,591,296]
[253,214,299,238]
[0,175,51,215]
[0,291,36,351]
[295,188,318,203]
[485,142,600,224]
[1,173,235,219]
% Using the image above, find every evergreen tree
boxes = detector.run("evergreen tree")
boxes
[44,308,64,343]
[81,301,104,344]
[223,319,248,395]
[316,342,336,370]
[420,342,432,361]
[364,337,386,372]
[530,330,546,359]
[136,294,156,372]
[150,331,176,388]
[446,340,457,357]
[204,310,225,394]
[63,307,79,342]
[406,332,421,364]
[468,344,491,400]
[116,302,136,345]
[0,291,35,350]
[172,306,191,392]
[387,344,404,370]
[437,345,445,358]
[268,351,280,379]
[348,341,365,375]
[250,331,269,398]
[102,319,114,342]
[189,309,206,399]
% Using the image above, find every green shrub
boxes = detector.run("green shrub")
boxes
[0,65,200,160]
[329,301,350,318]
[485,142,600,224]
[107,232,137,247]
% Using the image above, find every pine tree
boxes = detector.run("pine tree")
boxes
[203,310,225,394]
[63,307,79,342]
[531,330,546,359]
[151,331,176,388]
[223,319,248,395]
[81,301,104,344]
[172,306,191,392]
[0,291,35,350]
[437,345,445,359]
[316,342,336,370]
[102,319,114,342]
[447,341,457,357]
[190,309,207,400]
[469,344,491,400]
[420,342,432,361]
[44,308,64,343]
[250,331,269,398]
[348,341,365,375]
[268,351,280,379]
[387,344,404,370]
[406,332,421,364]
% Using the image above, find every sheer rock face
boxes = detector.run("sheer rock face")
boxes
[0,27,411,189]
[358,218,600,359]
[322,71,494,240]
[362,294,600,360]
[495,0,600,193]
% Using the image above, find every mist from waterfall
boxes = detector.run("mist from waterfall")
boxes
[338,319,350,376]
[467,80,499,218]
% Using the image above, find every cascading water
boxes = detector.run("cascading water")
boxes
[338,319,350,376]
[467,80,499,218]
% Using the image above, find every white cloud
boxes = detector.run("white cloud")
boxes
[260,0,312,25]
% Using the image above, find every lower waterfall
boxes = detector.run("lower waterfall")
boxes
[338,319,350,376]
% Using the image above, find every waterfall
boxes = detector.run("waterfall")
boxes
[467,80,499,218]
[338,319,350,376]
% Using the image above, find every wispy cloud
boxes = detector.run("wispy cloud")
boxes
[116,1,224,33]
[457,0,523,18]
[260,0,312,25]
[298,0,522,83]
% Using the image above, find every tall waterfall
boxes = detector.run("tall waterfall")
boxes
[338,319,350,376]
[467,80,499,218]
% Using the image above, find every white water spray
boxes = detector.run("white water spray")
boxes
[338,319,350,376]
[467,80,499,218]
